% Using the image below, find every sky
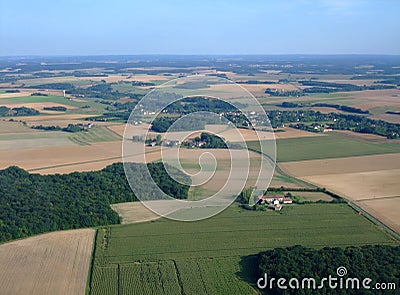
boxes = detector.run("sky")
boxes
[0,0,399,56]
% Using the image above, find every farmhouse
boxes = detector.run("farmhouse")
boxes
[256,194,293,211]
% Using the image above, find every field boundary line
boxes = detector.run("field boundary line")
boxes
[86,229,98,295]
[105,125,124,139]
[357,195,400,202]
[348,202,400,241]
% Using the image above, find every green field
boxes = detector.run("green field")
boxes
[69,126,121,145]
[248,132,400,162]
[111,83,149,95]
[89,204,396,294]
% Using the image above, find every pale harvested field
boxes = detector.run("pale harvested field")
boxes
[372,113,400,124]
[77,74,170,83]
[0,120,41,133]
[240,84,299,98]
[357,197,400,234]
[111,202,160,224]
[327,79,376,86]
[0,141,123,171]
[302,169,400,201]
[274,127,324,139]
[350,89,400,109]
[0,91,32,98]
[0,229,95,295]
[281,153,400,233]
[281,153,400,177]
[108,123,130,136]
[115,123,319,142]
[0,139,165,173]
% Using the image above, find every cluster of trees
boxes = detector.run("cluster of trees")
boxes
[312,103,369,114]
[237,80,276,84]
[266,109,400,139]
[278,102,369,114]
[257,245,400,295]
[85,100,142,122]
[0,162,189,242]
[183,132,227,149]
[131,81,155,87]
[31,123,85,132]
[265,89,304,97]
[151,116,179,132]
[164,96,241,114]
[299,80,395,93]
[149,97,250,132]
[43,106,67,112]
[26,82,74,90]
[266,81,394,96]
[375,76,400,86]
[72,72,108,77]
[67,83,124,100]
[0,106,39,117]
[31,92,48,96]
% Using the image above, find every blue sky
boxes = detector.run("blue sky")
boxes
[0,0,399,56]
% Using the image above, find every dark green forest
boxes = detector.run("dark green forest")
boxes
[257,245,399,295]
[0,162,189,243]
[0,106,39,117]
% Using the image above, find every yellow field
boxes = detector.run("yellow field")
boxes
[111,202,160,224]
[0,91,32,98]
[0,229,95,295]
[0,120,41,133]
[357,197,400,234]
[302,169,400,201]
[281,153,400,233]
[113,123,320,142]
[77,74,171,83]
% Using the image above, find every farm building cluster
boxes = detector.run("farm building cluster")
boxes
[256,194,293,211]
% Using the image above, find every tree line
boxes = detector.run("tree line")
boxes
[0,162,190,243]
[278,102,369,114]
[0,106,39,117]
[257,245,399,294]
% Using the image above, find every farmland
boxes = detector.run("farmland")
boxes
[281,153,400,234]
[89,204,397,294]
[0,55,400,294]
[0,229,95,295]
[248,132,400,162]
